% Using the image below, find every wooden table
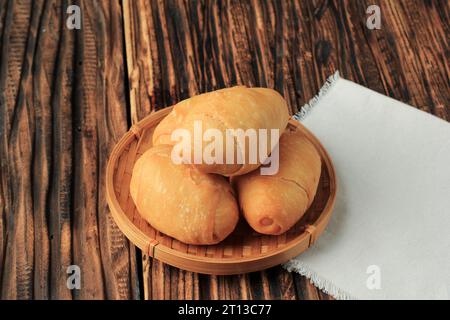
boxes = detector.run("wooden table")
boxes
[0,0,448,300]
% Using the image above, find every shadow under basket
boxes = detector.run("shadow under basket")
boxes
[106,107,337,275]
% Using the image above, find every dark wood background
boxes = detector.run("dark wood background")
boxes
[0,0,448,299]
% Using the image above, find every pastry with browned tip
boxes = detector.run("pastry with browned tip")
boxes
[130,144,239,245]
[233,127,321,235]
[152,86,290,177]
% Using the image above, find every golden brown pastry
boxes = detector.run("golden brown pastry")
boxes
[152,86,290,176]
[233,127,321,235]
[130,145,239,245]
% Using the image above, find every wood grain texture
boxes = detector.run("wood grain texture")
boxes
[0,0,36,300]
[0,0,448,300]
[48,0,75,300]
[70,0,140,300]
[123,0,448,300]
[0,0,139,299]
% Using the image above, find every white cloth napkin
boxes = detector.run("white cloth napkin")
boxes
[284,72,450,300]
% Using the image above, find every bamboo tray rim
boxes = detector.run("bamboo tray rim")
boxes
[106,108,337,273]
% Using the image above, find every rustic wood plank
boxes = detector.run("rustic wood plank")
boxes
[48,0,75,300]
[0,0,9,293]
[71,0,139,299]
[0,0,38,300]
[0,0,140,299]
[96,0,141,300]
[395,0,449,118]
[32,0,60,299]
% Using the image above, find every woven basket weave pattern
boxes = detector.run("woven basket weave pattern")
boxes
[106,108,337,275]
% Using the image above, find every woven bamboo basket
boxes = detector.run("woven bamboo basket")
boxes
[106,107,337,275]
